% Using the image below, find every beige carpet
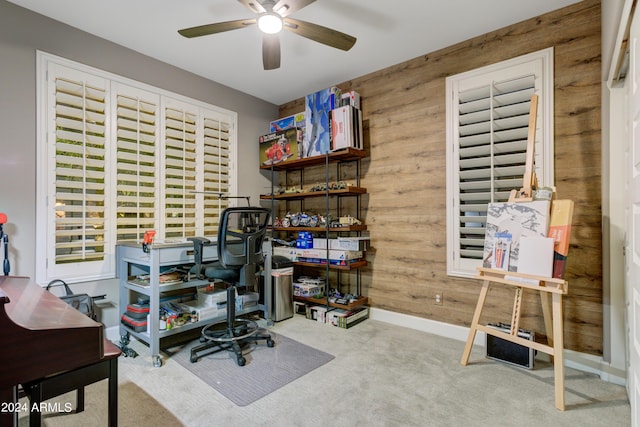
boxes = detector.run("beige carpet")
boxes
[17,315,631,426]
[17,381,182,427]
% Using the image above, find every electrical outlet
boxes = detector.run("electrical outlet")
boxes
[434,291,444,306]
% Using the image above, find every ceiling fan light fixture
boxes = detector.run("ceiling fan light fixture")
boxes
[178,0,357,70]
[258,13,283,34]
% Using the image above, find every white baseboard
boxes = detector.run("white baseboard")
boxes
[369,307,627,387]
[370,307,483,345]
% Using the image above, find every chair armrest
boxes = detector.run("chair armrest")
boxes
[188,237,212,278]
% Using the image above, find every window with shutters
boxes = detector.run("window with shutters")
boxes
[36,52,237,284]
[445,48,554,278]
[113,85,159,243]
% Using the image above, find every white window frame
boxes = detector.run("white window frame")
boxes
[445,48,554,278]
[35,51,238,284]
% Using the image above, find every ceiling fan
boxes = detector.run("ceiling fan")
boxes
[178,0,357,70]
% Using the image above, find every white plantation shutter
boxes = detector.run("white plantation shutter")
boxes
[457,76,534,257]
[36,52,237,284]
[54,78,107,254]
[114,87,159,242]
[49,71,111,280]
[202,112,232,235]
[446,48,554,277]
[161,104,235,238]
[163,105,198,239]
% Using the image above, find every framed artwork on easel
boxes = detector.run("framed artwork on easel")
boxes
[482,200,551,272]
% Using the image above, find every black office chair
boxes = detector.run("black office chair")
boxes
[189,207,274,366]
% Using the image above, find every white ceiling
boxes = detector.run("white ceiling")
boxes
[7,0,581,105]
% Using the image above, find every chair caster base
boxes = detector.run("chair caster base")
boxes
[189,319,275,366]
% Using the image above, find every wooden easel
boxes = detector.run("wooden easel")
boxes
[461,94,570,410]
[460,268,568,410]
[509,94,539,202]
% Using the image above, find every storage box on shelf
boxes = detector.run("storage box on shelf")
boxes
[327,306,370,329]
[313,237,369,251]
[270,111,305,133]
[307,305,327,323]
[293,280,324,298]
[259,127,303,167]
[197,284,227,307]
[297,301,370,328]
[331,105,363,151]
[178,299,223,323]
[295,294,369,311]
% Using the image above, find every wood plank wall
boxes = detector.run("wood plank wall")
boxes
[277,0,602,355]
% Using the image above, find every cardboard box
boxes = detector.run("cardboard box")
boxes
[293,282,323,297]
[295,248,363,260]
[313,237,368,251]
[270,115,295,132]
[273,246,297,261]
[270,112,305,132]
[197,286,227,307]
[327,306,369,328]
[235,291,259,310]
[296,231,313,249]
[307,305,327,323]
[312,238,338,250]
[259,127,302,166]
[331,105,363,151]
[331,105,352,151]
[304,86,341,158]
[178,300,224,322]
[296,258,363,266]
[294,301,307,315]
[340,90,361,109]
[336,237,368,251]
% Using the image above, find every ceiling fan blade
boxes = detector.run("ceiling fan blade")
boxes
[272,0,316,17]
[284,18,356,51]
[237,0,266,14]
[178,19,256,38]
[262,34,281,70]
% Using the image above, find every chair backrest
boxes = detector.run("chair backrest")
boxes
[217,207,271,271]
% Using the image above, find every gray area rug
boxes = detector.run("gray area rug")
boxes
[169,331,334,406]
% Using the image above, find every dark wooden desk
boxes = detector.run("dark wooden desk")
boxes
[0,276,106,426]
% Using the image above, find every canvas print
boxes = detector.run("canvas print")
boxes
[482,201,551,271]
